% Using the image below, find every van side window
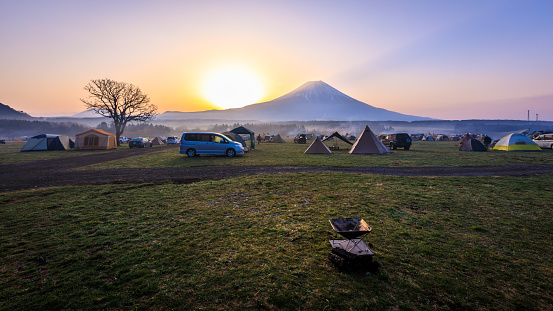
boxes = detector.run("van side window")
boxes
[199,134,210,142]
[212,135,224,143]
[184,134,197,141]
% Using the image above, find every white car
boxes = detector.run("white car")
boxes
[166,136,180,144]
[533,133,553,149]
[119,136,130,143]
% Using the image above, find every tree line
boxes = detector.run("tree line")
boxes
[0,119,89,139]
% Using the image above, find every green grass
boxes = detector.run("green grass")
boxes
[2,173,552,310]
[82,140,553,169]
[3,140,552,168]
[0,142,114,165]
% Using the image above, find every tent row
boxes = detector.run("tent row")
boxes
[305,126,391,155]
[304,127,543,154]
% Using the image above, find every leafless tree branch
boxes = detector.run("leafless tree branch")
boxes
[80,79,157,146]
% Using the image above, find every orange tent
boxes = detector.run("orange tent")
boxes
[74,129,117,150]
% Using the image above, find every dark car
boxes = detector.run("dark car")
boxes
[383,133,412,150]
[294,134,307,144]
[129,137,153,148]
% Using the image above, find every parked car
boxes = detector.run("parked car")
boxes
[129,137,152,148]
[533,133,553,149]
[382,133,412,150]
[166,136,180,144]
[294,134,307,144]
[119,136,130,144]
[180,132,244,157]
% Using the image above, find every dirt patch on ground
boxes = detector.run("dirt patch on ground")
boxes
[2,144,552,193]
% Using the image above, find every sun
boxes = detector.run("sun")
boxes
[202,65,264,109]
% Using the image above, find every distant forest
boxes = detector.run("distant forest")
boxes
[0,119,172,139]
[2,118,553,140]
[0,119,89,139]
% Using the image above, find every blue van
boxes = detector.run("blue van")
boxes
[180,132,244,157]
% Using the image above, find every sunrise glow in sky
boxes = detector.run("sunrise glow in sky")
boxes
[1,0,553,120]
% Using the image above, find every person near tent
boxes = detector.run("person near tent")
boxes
[483,135,491,148]
[257,134,262,145]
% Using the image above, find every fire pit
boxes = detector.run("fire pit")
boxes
[328,218,374,270]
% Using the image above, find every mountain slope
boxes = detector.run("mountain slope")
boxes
[0,103,32,119]
[158,81,432,121]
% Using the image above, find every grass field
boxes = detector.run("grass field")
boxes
[83,140,553,169]
[2,140,553,168]
[0,142,114,165]
[1,173,553,310]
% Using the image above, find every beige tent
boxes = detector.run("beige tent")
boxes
[349,126,391,154]
[304,137,332,154]
[269,134,286,143]
[151,137,165,145]
[74,129,117,150]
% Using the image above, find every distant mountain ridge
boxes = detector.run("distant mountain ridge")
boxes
[0,103,32,119]
[157,81,433,121]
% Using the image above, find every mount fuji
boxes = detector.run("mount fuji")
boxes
[162,81,432,121]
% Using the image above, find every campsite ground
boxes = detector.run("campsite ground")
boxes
[1,140,553,310]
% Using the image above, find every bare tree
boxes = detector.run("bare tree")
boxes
[80,79,157,146]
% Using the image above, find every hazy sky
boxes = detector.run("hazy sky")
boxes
[2,0,553,120]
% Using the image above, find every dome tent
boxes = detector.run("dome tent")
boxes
[21,134,72,152]
[493,133,541,151]
[459,138,487,152]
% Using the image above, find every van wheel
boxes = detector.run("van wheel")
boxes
[226,149,236,158]
[186,149,196,157]
[404,145,410,150]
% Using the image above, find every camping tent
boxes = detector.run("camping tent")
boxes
[269,134,286,143]
[422,135,435,141]
[349,126,391,155]
[223,131,248,150]
[493,133,541,151]
[231,126,255,149]
[151,137,165,145]
[322,132,353,145]
[304,136,332,154]
[459,133,473,144]
[459,138,487,152]
[21,134,72,152]
[74,129,117,150]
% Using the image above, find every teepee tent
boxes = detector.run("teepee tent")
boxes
[459,138,487,152]
[304,137,332,154]
[21,134,72,152]
[151,137,165,145]
[493,133,541,151]
[269,134,286,143]
[74,129,117,150]
[349,126,391,155]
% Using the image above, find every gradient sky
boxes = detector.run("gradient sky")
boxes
[1,0,553,120]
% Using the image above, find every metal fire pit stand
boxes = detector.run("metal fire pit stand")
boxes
[328,218,374,269]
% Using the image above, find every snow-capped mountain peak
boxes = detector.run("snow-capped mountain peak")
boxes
[277,81,353,102]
